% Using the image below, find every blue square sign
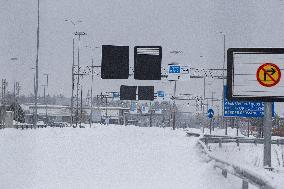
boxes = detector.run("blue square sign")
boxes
[169,65,180,73]
[224,86,274,117]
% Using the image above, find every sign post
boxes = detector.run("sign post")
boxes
[263,102,272,167]
[167,63,190,130]
[227,48,284,169]
[208,108,214,134]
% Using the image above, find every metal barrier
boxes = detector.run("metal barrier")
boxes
[200,137,284,146]
[197,140,277,189]
[187,133,280,189]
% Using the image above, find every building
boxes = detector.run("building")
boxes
[23,104,129,125]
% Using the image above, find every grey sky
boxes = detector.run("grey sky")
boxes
[1,0,284,113]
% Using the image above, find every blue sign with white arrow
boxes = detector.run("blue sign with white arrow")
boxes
[208,108,214,119]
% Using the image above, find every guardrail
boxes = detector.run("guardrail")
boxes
[201,136,284,147]
[187,132,280,189]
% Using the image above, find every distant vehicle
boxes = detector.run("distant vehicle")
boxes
[50,122,68,128]
[37,121,46,128]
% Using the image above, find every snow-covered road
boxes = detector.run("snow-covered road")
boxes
[0,125,239,189]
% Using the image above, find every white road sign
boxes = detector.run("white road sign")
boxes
[167,63,190,81]
[227,48,284,101]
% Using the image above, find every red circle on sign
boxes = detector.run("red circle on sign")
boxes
[256,63,281,87]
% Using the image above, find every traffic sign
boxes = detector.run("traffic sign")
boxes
[207,108,214,118]
[169,65,180,73]
[167,63,190,81]
[157,91,165,97]
[256,63,281,87]
[141,106,149,114]
[227,48,284,102]
[180,65,190,81]
[130,103,138,114]
[223,86,274,117]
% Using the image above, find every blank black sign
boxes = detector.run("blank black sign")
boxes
[134,46,162,80]
[120,85,137,100]
[101,45,129,79]
[138,86,154,100]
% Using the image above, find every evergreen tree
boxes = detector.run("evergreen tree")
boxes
[7,102,25,123]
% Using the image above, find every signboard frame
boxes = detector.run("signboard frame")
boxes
[134,46,162,80]
[227,48,284,102]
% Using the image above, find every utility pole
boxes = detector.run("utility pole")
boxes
[90,58,94,128]
[43,74,48,127]
[74,31,86,128]
[34,0,40,128]
[65,19,83,127]
[80,86,83,128]
[203,77,206,99]
[1,79,7,127]
[13,82,17,123]
[97,93,112,125]
[13,82,20,123]
[71,37,75,127]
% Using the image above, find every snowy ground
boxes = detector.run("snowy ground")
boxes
[185,127,284,188]
[0,125,241,189]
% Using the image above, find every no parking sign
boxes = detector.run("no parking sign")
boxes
[227,48,284,102]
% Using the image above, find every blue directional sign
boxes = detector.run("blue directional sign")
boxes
[208,108,214,119]
[157,91,165,97]
[112,92,119,98]
[224,86,274,117]
[169,65,181,73]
